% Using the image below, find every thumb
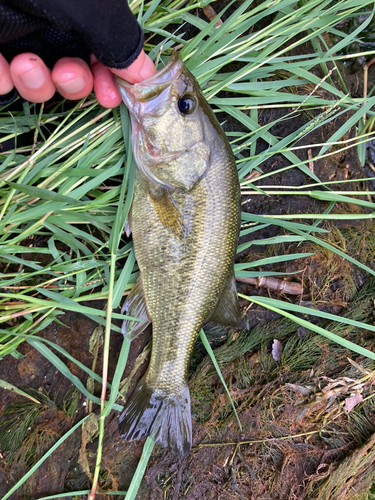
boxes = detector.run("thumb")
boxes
[110,50,156,84]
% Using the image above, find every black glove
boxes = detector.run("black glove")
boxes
[0,0,143,72]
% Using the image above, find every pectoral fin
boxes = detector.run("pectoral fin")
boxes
[121,276,151,340]
[149,188,185,238]
[209,274,240,326]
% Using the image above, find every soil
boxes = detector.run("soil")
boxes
[2,17,375,500]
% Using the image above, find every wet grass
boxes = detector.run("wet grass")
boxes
[1,0,375,498]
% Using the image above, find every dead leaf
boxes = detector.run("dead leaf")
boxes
[79,413,99,480]
[202,5,223,26]
[272,339,282,361]
[344,393,363,413]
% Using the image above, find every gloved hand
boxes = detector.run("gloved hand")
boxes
[0,0,156,107]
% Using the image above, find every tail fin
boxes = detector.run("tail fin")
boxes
[118,380,192,456]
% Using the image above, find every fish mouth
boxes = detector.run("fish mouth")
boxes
[115,52,186,190]
[115,51,183,104]
[131,118,177,190]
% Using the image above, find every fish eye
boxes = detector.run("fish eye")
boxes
[177,94,197,115]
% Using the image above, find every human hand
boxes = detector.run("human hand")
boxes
[0,48,156,108]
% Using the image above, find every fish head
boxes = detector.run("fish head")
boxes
[116,52,214,191]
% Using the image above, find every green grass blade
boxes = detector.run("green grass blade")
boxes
[68,154,124,200]
[318,96,375,156]
[36,491,129,499]
[110,104,134,253]
[0,379,42,404]
[124,437,155,500]
[104,336,131,416]
[235,270,303,278]
[234,253,314,270]
[220,104,322,183]
[112,248,136,309]
[6,181,88,206]
[244,295,375,334]
[0,331,109,387]
[27,338,125,410]
[241,294,375,361]
[199,328,242,430]
[0,415,90,500]
[309,190,375,210]
[292,228,375,277]
[241,212,327,233]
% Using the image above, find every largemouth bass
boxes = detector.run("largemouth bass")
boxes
[116,52,241,455]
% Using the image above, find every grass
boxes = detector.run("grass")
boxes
[1,0,375,498]
[186,279,375,499]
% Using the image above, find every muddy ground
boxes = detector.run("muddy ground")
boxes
[1,34,375,500]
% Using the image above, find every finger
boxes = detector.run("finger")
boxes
[91,60,122,108]
[10,53,55,103]
[52,57,93,100]
[0,53,14,95]
[110,50,156,84]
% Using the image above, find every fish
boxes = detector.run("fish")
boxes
[115,52,241,456]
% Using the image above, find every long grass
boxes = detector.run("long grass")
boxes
[1,0,375,498]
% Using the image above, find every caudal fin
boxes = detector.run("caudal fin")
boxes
[118,380,192,455]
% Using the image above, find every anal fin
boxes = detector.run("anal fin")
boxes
[121,276,150,340]
[209,273,240,326]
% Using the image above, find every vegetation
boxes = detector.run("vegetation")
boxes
[1,0,375,498]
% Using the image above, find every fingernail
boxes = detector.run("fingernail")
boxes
[139,56,157,81]
[57,76,86,94]
[19,65,46,89]
[0,56,14,95]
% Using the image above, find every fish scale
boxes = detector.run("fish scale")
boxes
[116,52,241,455]
[137,150,237,390]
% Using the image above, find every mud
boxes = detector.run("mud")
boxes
[0,308,151,499]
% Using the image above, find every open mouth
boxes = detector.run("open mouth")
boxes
[115,52,188,191]
[114,52,183,103]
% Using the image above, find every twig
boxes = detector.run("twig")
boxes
[195,428,325,450]
[236,276,303,295]
[368,162,375,175]
[308,148,314,173]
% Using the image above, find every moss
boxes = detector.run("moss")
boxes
[182,279,375,499]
